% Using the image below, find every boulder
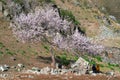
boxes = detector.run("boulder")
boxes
[0,66,8,72]
[71,57,89,74]
[3,64,10,69]
[32,67,40,72]
[106,71,114,76]
[3,9,8,17]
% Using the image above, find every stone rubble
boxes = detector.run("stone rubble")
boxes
[18,63,24,68]
[0,57,118,79]
[0,66,9,72]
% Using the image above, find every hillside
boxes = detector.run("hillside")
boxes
[54,0,120,48]
[0,0,120,80]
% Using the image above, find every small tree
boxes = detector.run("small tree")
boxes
[10,5,71,67]
[10,5,104,67]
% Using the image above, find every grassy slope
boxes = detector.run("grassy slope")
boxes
[55,0,120,48]
[0,0,120,72]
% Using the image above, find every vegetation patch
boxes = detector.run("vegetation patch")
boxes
[60,9,80,25]
[94,55,102,62]
[59,54,70,66]
[0,42,5,49]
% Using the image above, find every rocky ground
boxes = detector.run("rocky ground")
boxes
[0,56,119,80]
[0,72,120,80]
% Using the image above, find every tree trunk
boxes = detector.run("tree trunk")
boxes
[50,46,56,68]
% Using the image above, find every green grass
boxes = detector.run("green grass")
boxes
[94,55,102,62]
[0,42,5,49]
[19,50,26,55]
[82,55,96,65]
[99,64,105,67]
[0,51,3,55]
[60,9,80,25]
[44,45,50,52]
[59,54,70,66]
[38,0,55,4]
[82,55,89,62]
[108,63,119,67]
[61,0,65,3]
[6,50,15,55]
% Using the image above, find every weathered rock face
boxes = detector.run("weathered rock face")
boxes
[71,57,89,74]
[102,47,120,64]
[0,0,40,19]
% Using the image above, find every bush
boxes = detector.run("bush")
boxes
[59,54,70,66]
[60,9,80,25]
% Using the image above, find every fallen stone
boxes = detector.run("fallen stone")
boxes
[106,71,114,76]
[40,67,51,74]
[50,68,57,75]
[32,67,40,72]
[11,66,16,69]
[18,64,24,68]
[61,69,68,75]
[4,64,10,69]
[28,75,34,79]
[0,66,8,72]
[17,68,21,72]
[0,74,8,78]
[91,73,97,76]
[3,9,9,17]
[71,57,89,74]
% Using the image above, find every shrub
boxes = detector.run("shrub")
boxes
[59,9,80,25]
[59,54,70,66]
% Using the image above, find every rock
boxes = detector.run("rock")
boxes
[0,66,8,72]
[71,57,89,74]
[109,15,116,21]
[32,67,40,72]
[91,73,97,76]
[89,71,93,74]
[11,66,16,69]
[28,75,34,79]
[61,69,68,75]
[3,9,9,17]
[18,64,24,68]
[106,71,114,76]
[50,68,55,75]
[4,64,10,69]
[17,68,21,72]
[0,74,8,78]
[26,70,40,74]
[40,67,51,74]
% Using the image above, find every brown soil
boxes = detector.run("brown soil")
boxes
[0,73,120,80]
